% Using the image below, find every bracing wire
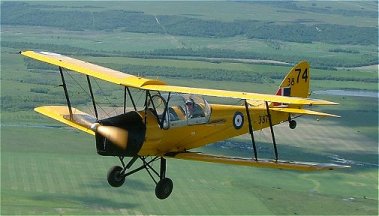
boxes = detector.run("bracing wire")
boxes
[92,78,119,117]
[63,69,95,117]
[63,69,112,118]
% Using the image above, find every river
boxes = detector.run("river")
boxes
[313,90,378,98]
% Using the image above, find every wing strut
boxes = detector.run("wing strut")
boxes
[144,91,149,124]
[265,101,278,161]
[244,100,258,161]
[123,87,127,114]
[125,87,137,112]
[86,75,98,119]
[159,92,171,129]
[58,67,73,120]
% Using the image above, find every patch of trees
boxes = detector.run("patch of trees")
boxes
[119,63,377,84]
[1,95,66,111]
[2,2,377,45]
[121,64,270,83]
[329,48,360,54]
[135,48,378,68]
[2,41,106,56]
[5,39,378,69]
[30,87,49,94]
[259,1,378,18]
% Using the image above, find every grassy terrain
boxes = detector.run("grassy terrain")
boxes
[3,25,377,67]
[1,1,378,215]
[1,49,378,214]
[22,1,379,27]
[1,119,378,215]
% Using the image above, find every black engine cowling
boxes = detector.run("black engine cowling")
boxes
[95,111,146,156]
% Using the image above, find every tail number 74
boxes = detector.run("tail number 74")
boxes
[288,68,309,86]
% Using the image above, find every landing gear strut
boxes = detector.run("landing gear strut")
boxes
[107,156,173,199]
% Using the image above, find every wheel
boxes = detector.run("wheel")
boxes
[107,166,125,187]
[289,120,297,129]
[155,178,173,199]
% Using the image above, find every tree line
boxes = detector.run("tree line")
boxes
[4,41,378,69]
[134,48,378,68]
[2,2,377,46]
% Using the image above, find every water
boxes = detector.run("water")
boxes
[313,90,378,98]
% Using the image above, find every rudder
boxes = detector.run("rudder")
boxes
[274,61,310,107]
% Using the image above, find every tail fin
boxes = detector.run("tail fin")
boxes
[273,61,310,107]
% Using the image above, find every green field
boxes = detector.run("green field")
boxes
[1,116,378,215]
[10,1,378,27]
[1,1,378,215]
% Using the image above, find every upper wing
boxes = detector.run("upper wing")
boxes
[142,84,337,105]
[21,50,337,105]
[168,152,349,171]
[20,50,166,88]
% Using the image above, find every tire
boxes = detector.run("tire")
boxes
[107,166,125,187]
[155,178,173,199]
[289,120,297,129]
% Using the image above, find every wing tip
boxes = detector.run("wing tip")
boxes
[309,99,339,106]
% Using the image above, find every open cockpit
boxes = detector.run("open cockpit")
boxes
[147,93,211,128]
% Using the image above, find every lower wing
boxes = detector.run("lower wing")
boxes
[270,107,340,118]
[168,152,349,171]
[34,106,96,135]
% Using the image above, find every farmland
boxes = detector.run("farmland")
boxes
[1,1,378,215]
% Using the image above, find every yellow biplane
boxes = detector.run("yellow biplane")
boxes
[21,50,347,199]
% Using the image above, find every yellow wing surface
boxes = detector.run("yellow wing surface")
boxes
[270,107,341,117]
[141,84,336,106]
[171,152,349,171]
[169,152,349,171]
[21,50,166,88]
[35,106,96,135]
[20,50,337,106]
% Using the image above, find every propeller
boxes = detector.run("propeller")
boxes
[90,123,129,150]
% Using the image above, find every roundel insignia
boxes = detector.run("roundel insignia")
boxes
[233,112,244,129]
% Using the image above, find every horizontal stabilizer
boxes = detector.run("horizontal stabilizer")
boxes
[270,107,340,117]
[34,106,97,135]
[168,152,349,171]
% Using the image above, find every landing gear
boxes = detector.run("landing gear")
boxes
[107,156,173,199]
[289,120,297,129]
[155,178,173,199]
[107,166,125,187]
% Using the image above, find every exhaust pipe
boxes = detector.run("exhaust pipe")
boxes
[91,123,129,150]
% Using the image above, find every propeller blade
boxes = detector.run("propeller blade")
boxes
[91,123,129,149]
